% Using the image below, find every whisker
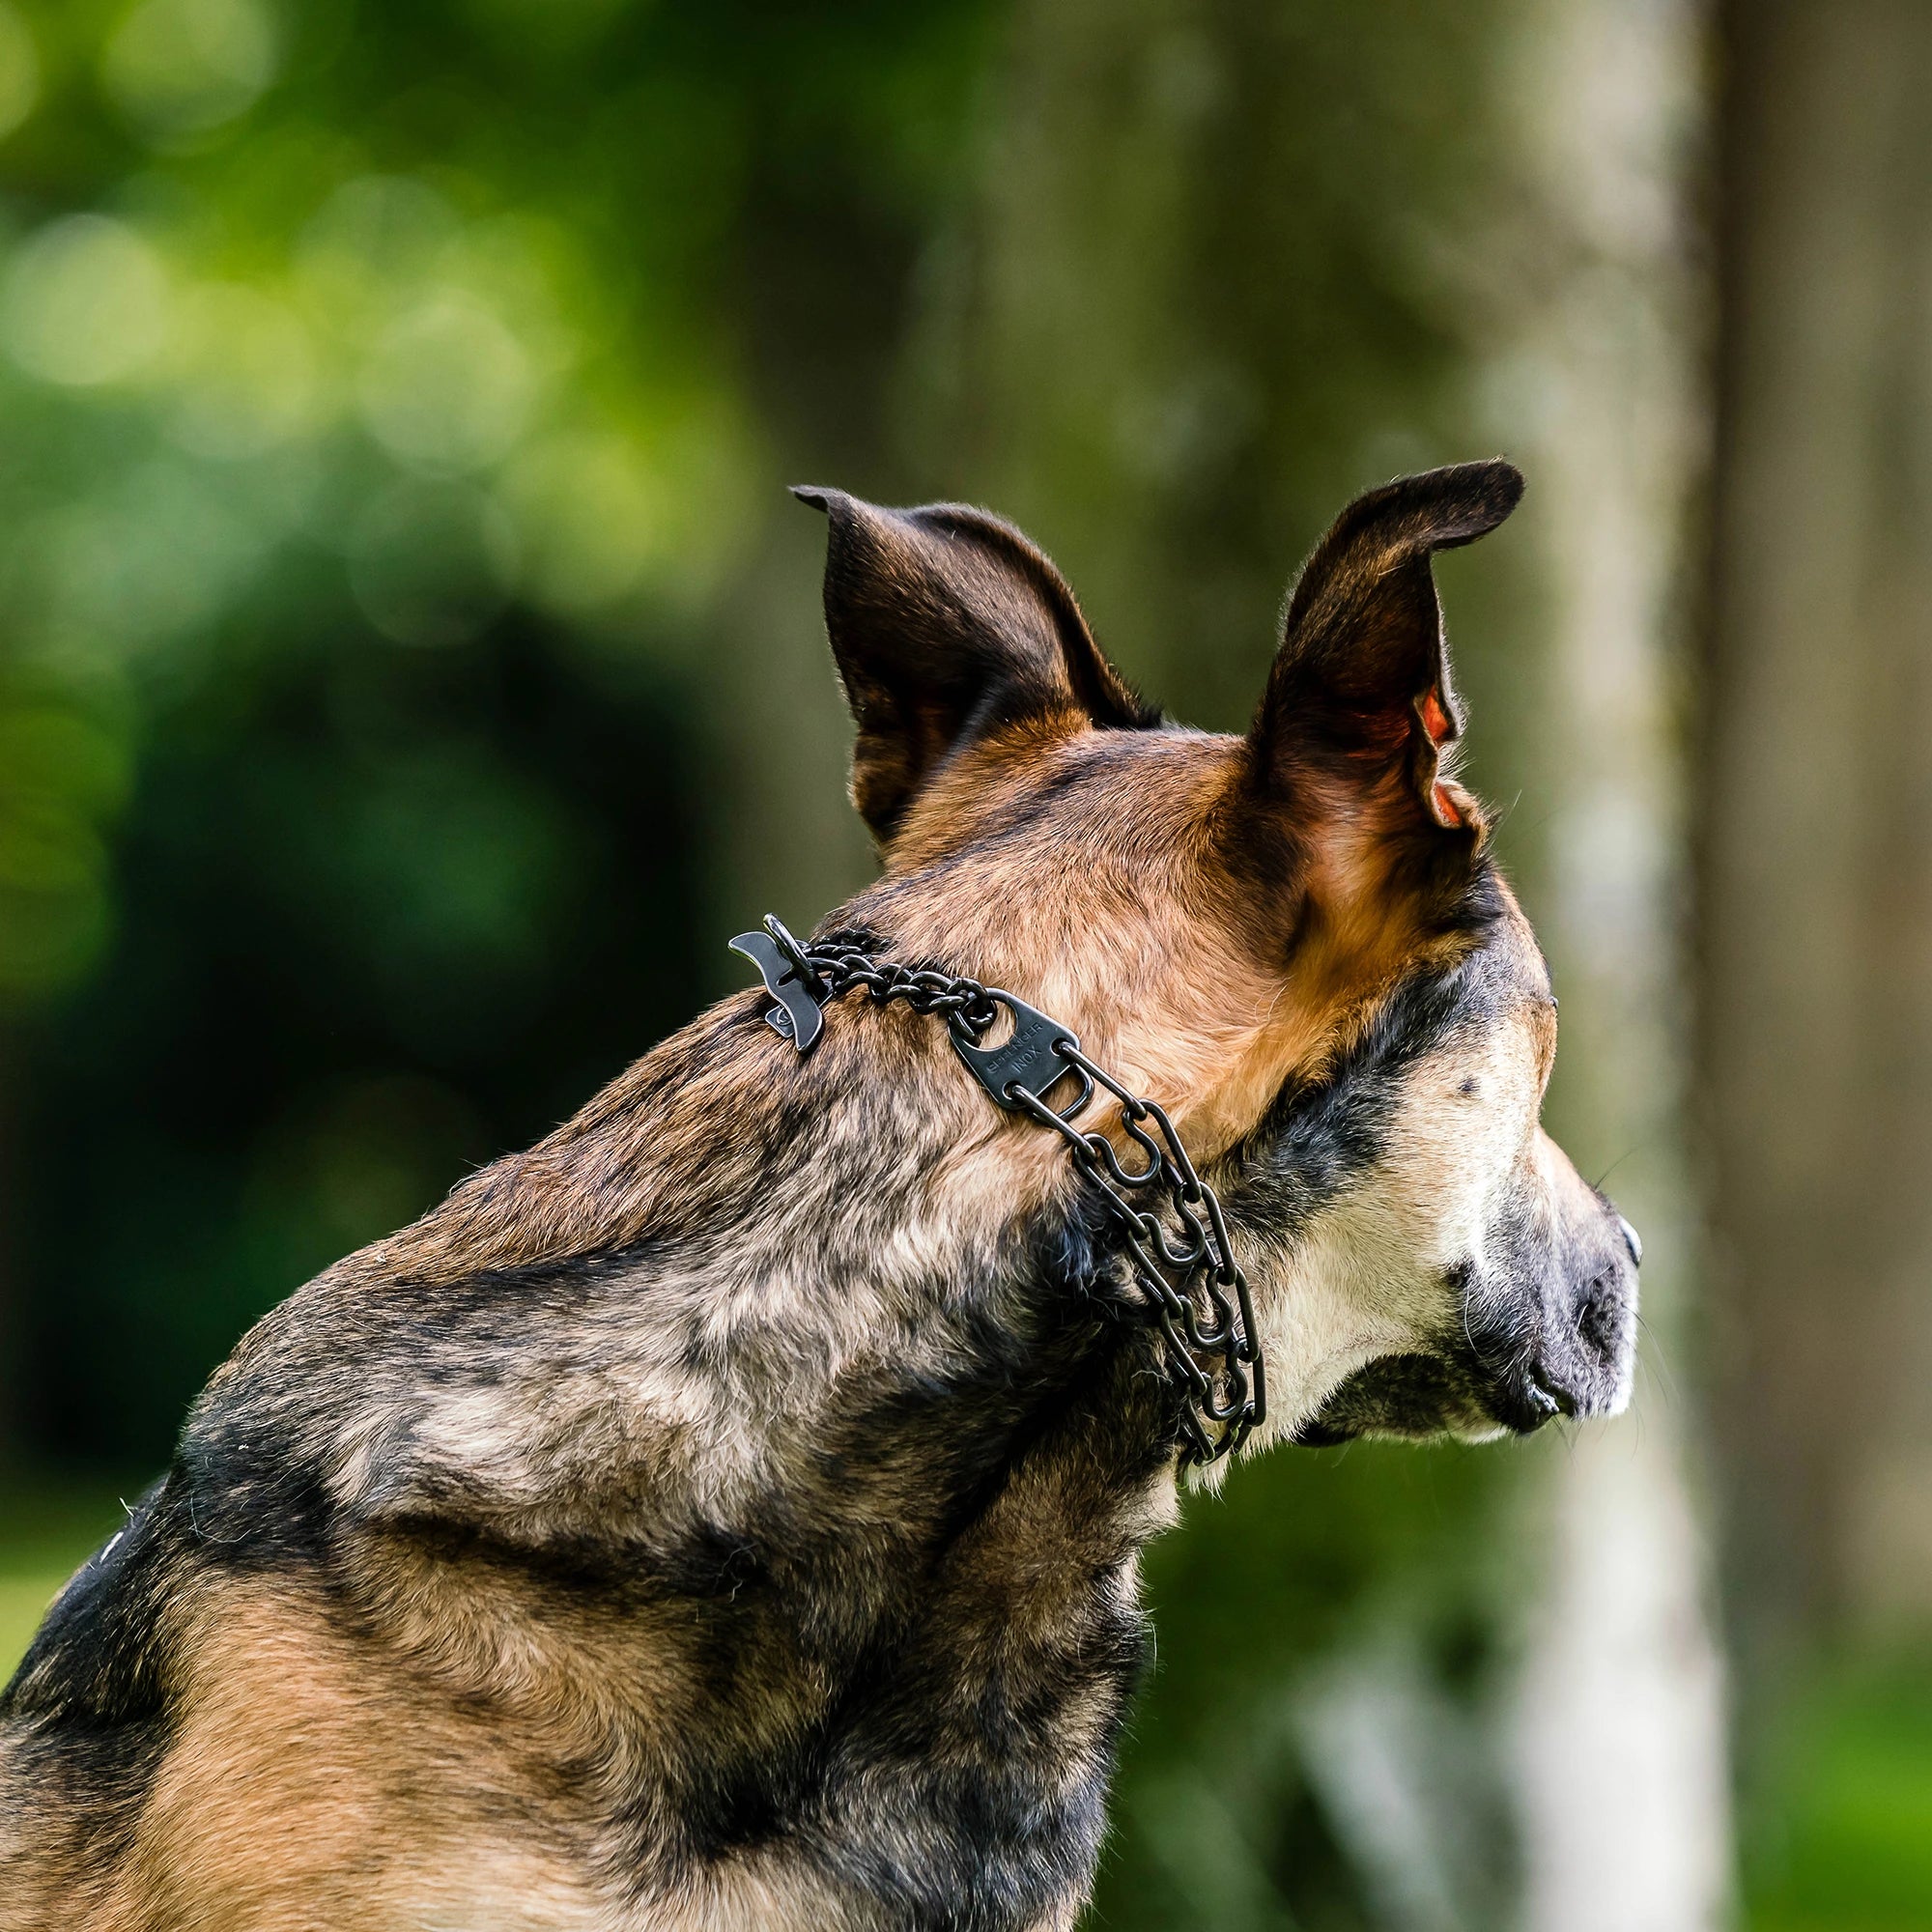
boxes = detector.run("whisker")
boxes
[1591,1145,1644,1191]
[1633,1310,1679,1410]
[1485,788,1527,838]
[1461,1298,1488,1368]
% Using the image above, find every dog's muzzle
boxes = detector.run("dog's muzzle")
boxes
[1292,1212,1641,1447]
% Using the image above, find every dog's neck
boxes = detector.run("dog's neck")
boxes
[182,972,1187,1923]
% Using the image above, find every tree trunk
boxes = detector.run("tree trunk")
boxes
[1486,7,1732,1925]
[1705,0,1932,1657]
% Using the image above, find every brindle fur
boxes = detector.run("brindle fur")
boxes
[0,463,1637,1931]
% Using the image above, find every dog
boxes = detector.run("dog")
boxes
[0,461,1638,1930]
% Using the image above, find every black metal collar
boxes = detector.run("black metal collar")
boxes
[731,915,1266,1463]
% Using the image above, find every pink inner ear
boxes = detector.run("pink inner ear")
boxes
[1419,688,1454,746]
[1432,781,1463,828]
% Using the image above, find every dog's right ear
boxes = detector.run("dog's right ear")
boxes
[793,487,1150,844]
[1254,461,1523,838]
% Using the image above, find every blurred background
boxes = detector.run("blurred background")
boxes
[0,0,1925,1925]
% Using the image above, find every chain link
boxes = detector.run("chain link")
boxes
[772,925,1266,1463]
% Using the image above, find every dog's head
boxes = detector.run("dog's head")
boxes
[798,462,1636,1450]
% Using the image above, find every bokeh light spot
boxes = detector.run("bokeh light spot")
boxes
[0,707,134,819]
[297,175,462,303]
[498,430,666,614]
[2,215,170,386]
[0,5,43,141]
[168,282,321,459]
[32,461,260,656]
[102,0,278,143]
[357,294,538,474]
[461,0,632,59]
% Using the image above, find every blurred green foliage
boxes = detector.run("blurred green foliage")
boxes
[1744,1655,1932,1932]
[0,0,993,1454]
[0,0,992,1013]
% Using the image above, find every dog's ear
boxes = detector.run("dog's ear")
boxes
[1254,461,1522,836]
[794,487,1149,843]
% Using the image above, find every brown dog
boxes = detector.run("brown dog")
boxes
[0,462,1636,1930]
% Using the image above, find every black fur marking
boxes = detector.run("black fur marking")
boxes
[2,1483,185,1876]
[4,1481,176,1722]
[1225,866,1518,1246]
[0,1713,174,1878]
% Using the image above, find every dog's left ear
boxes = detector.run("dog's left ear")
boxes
[795,487,1148,844]
[1255,461,1522,835]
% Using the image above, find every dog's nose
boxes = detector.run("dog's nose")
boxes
[1617,1215,1642,1268]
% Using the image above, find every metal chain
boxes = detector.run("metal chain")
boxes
[746,919,1266,1463]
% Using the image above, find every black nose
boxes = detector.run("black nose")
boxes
[1617,1215,1642,1268]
